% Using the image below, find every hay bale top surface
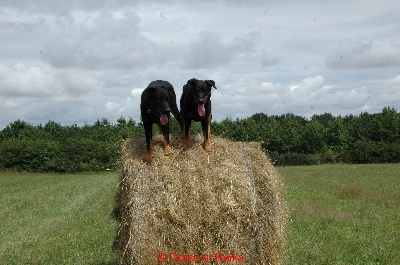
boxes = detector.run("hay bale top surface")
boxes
[116,135,286,264]
[124,134,276,172]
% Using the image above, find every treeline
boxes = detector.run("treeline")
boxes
[0,107,399,172]
[0,118,144,172]
[213,107,400,166]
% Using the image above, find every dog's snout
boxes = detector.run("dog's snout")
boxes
[161,102,171,113]
[163,106,171,113]
[198,99,204,104]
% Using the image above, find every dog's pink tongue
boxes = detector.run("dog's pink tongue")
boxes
[198,103,206,117]
[160,113,168,125]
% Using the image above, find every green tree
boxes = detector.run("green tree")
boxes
[371,107,400,142]
[326,116,350,161]
[344,112,373,142]
[43,121,66,141]
[303,120,326,154]
[2,120,36,139]
[277,113,307,153]
[311,112,335,127]
[212,117,235,139]
[256,115,282,153]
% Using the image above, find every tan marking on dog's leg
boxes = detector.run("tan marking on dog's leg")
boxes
[144,142,153,162]
[202,132,212,153]
[184,134,191,150]
[184,126,191,151]
[163,138,172,156]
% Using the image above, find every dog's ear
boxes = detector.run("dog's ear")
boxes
[206,80,217,89]
[187,78,198,86]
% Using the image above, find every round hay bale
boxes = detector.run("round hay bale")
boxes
[113,135,286,264]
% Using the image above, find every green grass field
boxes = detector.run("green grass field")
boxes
[0,171,119,264]
[280,164,400,265]
[1,164,399,264]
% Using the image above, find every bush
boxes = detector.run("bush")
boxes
[345,141,400,164]
[0,137,119,173]
[0,139,59,172]
[270,151,316,166]
[55,138,119,173]
[313,147,340,164]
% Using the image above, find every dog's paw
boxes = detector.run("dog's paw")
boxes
[184,139,191,151]
[143,151,153,163]
[203,143,212,153]
[143,157,152,163]
[164,145,173,156]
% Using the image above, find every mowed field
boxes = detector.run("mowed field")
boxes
[281,164,400,265]
[0,172,119,264]
[1,164,399,264]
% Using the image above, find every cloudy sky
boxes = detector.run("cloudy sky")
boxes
[1,0,400,128]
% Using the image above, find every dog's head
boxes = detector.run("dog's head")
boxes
[186,78,217,117]
[144,82,173,125]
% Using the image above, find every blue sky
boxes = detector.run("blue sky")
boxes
[1,0,399,128]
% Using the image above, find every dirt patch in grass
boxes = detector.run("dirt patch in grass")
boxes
[341,186,364,199]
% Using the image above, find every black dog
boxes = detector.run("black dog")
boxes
[140,80,182,162]
[180,78,217,153]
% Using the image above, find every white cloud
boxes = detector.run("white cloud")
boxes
[211,74,375,119]
[131,88,144,97]
[1,0,400,128]
[182,31,258,69]
[259,82,285,93]
[326,41,400,69]
[0,63,59,97]
[104,96,140,121]
[390,75,400,87]
[42,11,162,70]
[261,51,280,67]
[299,75,325,92]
